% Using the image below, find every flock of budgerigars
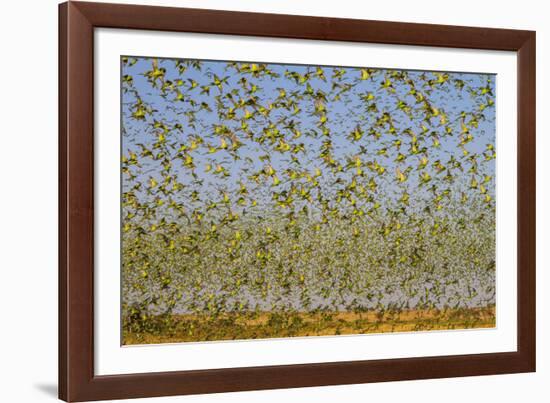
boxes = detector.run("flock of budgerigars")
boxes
[121,56,496,338]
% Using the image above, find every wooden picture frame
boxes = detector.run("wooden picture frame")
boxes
[59,1,536,401]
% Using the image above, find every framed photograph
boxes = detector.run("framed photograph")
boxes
[59,1,535,401]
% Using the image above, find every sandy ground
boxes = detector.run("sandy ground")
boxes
[123,306,495,345]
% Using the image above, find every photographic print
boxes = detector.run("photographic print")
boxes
[121,56,496,345]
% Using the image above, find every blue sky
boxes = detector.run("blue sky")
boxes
[121,56,496,219]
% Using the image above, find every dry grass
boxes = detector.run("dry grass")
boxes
[123,306,495,345]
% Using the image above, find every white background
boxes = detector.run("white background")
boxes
[0,0,546,402]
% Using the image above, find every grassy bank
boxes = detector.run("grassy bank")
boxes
[123,306,495,344]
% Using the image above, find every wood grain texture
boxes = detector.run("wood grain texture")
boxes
[516,32,536,369]
[74,1,532,50]
[59,1,536,401]
[59,2,95,401]
[58,4,68,400]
